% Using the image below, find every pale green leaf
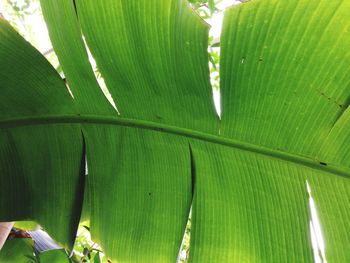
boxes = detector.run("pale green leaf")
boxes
[1,0,350,262]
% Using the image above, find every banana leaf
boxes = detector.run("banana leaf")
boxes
[1,0,350,262]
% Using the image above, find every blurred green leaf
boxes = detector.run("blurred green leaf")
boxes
[208,0,215,13]
[93,252,101,263]
[0,239,35,263]
[38,249,72,263]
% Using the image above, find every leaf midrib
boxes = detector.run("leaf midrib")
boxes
[1,114,349,179]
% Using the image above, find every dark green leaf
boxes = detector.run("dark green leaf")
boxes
[93,252,101,263]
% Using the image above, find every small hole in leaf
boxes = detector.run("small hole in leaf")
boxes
[319,162,327,166]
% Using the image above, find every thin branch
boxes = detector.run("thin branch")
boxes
[78,242,96,263]
[42,48,54,56]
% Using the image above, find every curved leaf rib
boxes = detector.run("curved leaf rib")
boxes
[1,114,350,179]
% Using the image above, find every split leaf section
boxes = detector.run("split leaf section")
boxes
[0,18,84,248]
[221,0,350,159]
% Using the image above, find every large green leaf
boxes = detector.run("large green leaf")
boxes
[214,1,350,261]
[1,0,350,262]
[38,249,71,263]
[0,239,35,263]
[0,18,84,248]
[0,239,71,263]
[220,0,350,157]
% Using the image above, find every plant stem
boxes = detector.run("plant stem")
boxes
[0,222,14,250]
